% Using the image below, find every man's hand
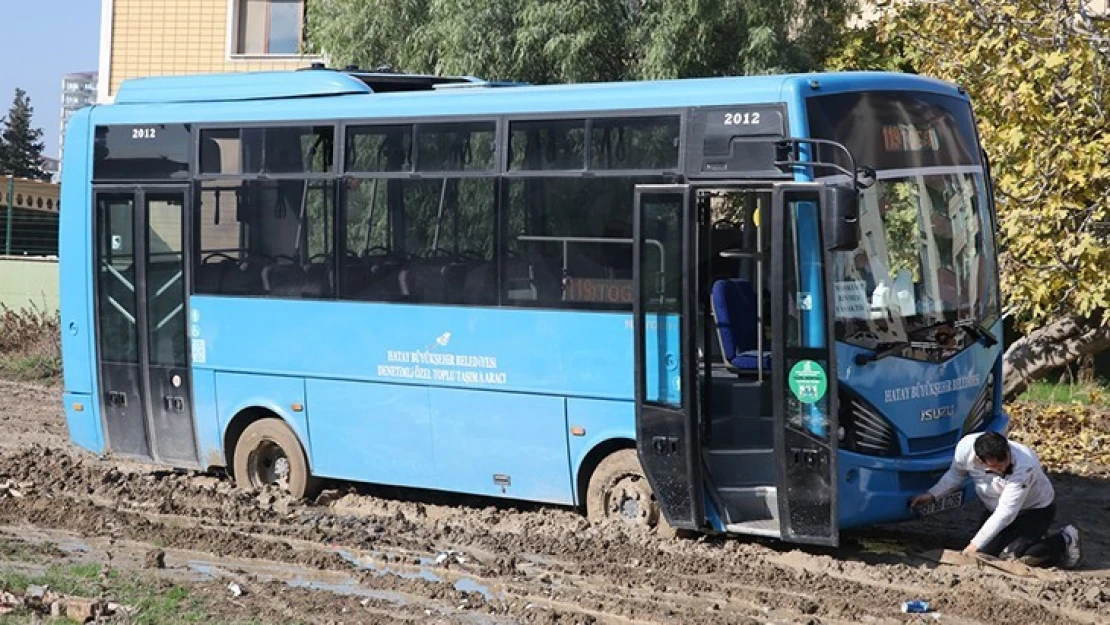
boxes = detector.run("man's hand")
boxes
[909,493,935,510]
[962,543,979,556]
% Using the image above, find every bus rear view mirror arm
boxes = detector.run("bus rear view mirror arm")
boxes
[774,138,876,190]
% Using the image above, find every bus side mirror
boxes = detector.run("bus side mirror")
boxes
[824,184,860,251]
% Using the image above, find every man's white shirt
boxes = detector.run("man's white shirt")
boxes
[927,432,1055,548]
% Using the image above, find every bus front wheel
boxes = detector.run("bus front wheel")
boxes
[586,449,674,536]
[232,418,318,499]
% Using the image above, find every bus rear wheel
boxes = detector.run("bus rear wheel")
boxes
[232,418,317,499]
[586,449,674,536]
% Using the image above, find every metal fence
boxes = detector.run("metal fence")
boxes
[1,175,60,258]
[1,206,59,257]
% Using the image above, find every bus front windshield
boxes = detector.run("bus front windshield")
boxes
[832,168,1000,347]
[806,89,1001,352]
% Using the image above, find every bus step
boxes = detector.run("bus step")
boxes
[724,518,782,537]
[704,448,774,487]
[714,485,778,525]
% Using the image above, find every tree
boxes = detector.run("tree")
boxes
[305,0,856,84]
[830,1,1110,400]
[0,88,49,181]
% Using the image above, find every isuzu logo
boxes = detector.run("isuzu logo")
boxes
[921,405,955,422]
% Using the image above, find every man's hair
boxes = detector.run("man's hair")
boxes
[974,432,1010,463]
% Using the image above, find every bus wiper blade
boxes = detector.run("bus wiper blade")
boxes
[954,318,998,347]
[854,340,947,366]
[854,341,909,366]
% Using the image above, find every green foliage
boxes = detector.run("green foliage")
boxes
[1020,376,1109,407]
[0,89,48,180]
[0,564,214,624]
[306,0,857,83]
[830,1,1110,332]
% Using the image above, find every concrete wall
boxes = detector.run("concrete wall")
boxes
[0,257,59,313]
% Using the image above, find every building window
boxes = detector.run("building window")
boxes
[235,0,304,55]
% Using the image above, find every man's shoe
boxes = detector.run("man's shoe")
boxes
[1061,524,1081,569]
[1018,552,1051,567]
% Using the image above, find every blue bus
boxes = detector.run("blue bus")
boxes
[59,67,1006,546]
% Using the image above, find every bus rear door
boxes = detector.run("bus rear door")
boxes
[94,186,199,466]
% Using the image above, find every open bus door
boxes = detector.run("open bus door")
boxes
[631,184,704,531]
[768,183,840,546]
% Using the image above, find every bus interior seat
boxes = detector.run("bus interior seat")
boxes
[195,257,229,293]
[302,261,333,297]
[404,257,449,303]
[259,260,331,298]
[220,258,266,295]
[461,261,496,305]
[504,257,537,303]
[200,137,222,174]
[710,278,769,372]
[347,252,405,300]
[261,262,305,297]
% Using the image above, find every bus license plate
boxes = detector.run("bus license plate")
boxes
[919,491,962,516]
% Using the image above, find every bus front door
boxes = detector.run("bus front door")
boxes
[94,187,198,466]
[631,184,704,531]
[768,184,840,546]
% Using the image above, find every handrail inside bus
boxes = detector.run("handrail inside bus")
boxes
[516,235,666,272]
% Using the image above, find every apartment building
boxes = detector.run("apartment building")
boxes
[60,71,97,163]
[97,0,322,102]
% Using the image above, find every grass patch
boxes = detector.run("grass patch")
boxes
[0,538,63,563]
[0,303,61,382]
[0,565,222,624]
[0,563,104,598]
[0,562,288,624]
[1019,376,1110,407]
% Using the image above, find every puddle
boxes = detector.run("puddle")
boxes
[187,561,229,579]
[335,548,500,602]
[56,538,93,554]
[188,558,409,605]
[336,548,443,582]
[288,577,408,605]
[455,577,495,601]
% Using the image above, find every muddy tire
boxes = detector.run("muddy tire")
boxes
[232,418,318,499]
[586,449,674,536]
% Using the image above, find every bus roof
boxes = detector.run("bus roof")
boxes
[95,70,966,126]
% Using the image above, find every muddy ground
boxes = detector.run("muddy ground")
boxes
[0,379,1108,624]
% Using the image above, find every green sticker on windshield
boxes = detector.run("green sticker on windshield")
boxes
[789,360,828,404]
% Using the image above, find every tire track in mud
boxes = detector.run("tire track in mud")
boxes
[1,445,1107,624]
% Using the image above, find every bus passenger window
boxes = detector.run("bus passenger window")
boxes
[199,126,334,175]
[194,179,336,299]
[588,116,680,170]
[416,122,495,172]
[509,120,586,171]
[338,177,497,306]
[505,176,665,311]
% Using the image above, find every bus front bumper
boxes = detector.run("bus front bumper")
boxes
[838,413,1009,530]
